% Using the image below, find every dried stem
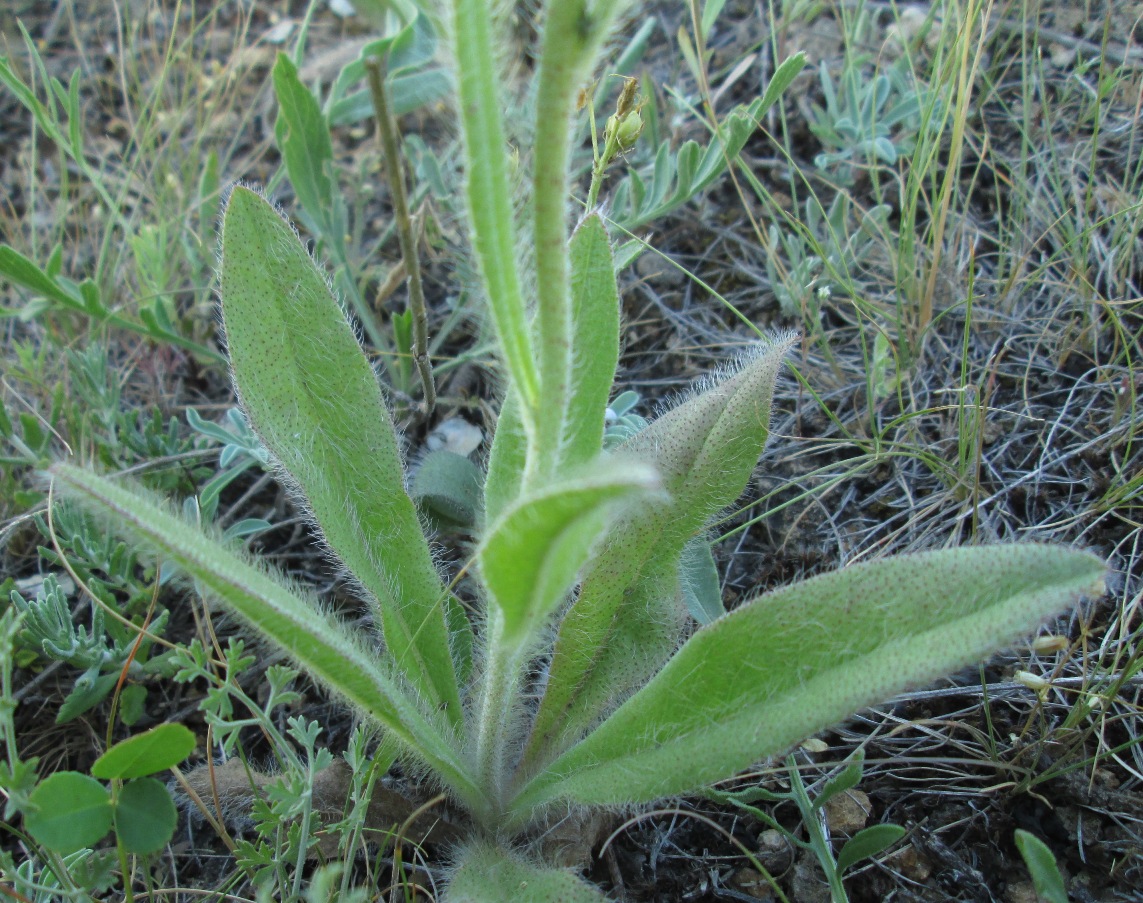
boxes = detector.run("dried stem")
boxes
[365,55,436,415]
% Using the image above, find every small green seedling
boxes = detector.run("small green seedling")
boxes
[1014,829,1069,903]
[10,575,172,725]
[48,2,1105,899]
[23,722,194,855]
[711,750,905,901]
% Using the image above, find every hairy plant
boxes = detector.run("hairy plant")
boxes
[45,2,1105,900]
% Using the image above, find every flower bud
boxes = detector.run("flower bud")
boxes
[1014,669,1049,692]
[1031,635,1068,654]
[605,109,644,152]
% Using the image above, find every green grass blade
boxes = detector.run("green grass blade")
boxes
[562,214,620,469]
[219,185,462,724]
[511,545,1105,813]
[49,464,482,812]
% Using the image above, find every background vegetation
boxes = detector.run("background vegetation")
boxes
[0,0,1139,900]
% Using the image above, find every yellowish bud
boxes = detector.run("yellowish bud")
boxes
[1031,635,1068,654]
[1014,670,1049,692]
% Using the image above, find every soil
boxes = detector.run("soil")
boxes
[1,1,1140,901]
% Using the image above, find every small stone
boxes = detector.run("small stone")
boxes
[789,854,831,903]
[823,789,871,835]
[885,844,931,881]
[1005,879,1040,903]
[728,867,776,900]
[264,19,295,44]
[426,417,483,457]
[755,828,795,873]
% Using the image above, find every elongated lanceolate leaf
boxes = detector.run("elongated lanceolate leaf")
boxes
[479,462,659,648]
[219,185,461,723]
[48,464,484,815]
[446,842,610,903]
[272,55,334,226]
[483,387,527,524]
[523,335,794,766]
[510,545,1104,813]
[562,214,620,469]
[450,0,538,414]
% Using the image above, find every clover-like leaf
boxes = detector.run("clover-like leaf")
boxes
[25,772,112,854]
[114,778,177,855]
[91,723,195,780]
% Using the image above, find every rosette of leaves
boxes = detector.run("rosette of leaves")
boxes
[48,2,1104,900]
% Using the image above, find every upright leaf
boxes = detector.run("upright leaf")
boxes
[484,387,527,523]
[219,186,461,723]
[562,214,620,469]
[523,335,794,766]
[272,55,334,225]
[450,0,538,415]
[529,0,631,476]
[511,545,1104,813]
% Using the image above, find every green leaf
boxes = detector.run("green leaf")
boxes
[25,772,112,854]
[480,462,660,648]
[412,449,484,527]
[91,723,195,780]
[446,842,611,903]
[272,54,334,225]
[527,0,631,476]
[450,0,538,414]
[484,387,527,523]
[756,53,806,123]
[511,545,1105,813]
[523,335,794,766]
[1014,829,1069,903]
[612,54,805,230]
[48,464,484,816]
[118,684,147,726]
[219,185,461,724]
[811,749,864,811]
[701,0,729,39]
[114,778,177,855]
[0,245,83,309]
[562,214,620,469]
[678,537,724,625]
[835,824,906,874]
[57,672,118,724]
